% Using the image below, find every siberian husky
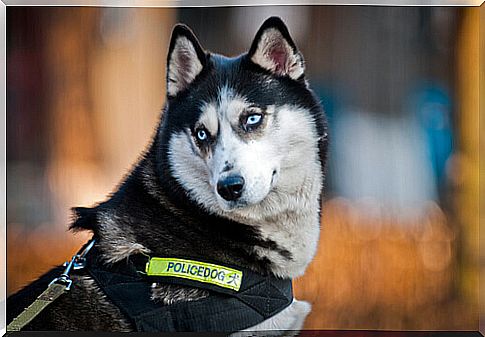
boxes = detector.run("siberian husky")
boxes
[7,17,329,334]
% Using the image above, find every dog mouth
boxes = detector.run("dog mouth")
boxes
[218,199,249,212]
[216,169,279,212]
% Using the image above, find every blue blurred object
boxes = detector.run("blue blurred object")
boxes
[315,81,454,213]
[413,84,453,188]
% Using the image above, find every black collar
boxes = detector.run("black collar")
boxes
[83,245,293,332]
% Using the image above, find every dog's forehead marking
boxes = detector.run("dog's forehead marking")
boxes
[218,86,250,123]
[198,85,251,135]
[198,102,219,136]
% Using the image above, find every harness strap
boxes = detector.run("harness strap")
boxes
[84,247,293,332]
[6,282,68,332]
[8,241,293,333]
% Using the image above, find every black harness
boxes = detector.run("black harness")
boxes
[82,245,293,332]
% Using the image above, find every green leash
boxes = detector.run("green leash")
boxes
[6,240,95,332]
[6,282,68,332]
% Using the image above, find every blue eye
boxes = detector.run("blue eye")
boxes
[196,128,208,141]
[246,114,262,126]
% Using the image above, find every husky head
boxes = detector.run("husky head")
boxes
[160,17,328,224]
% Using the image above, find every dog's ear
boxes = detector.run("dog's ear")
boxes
[166,24,206,97]
[248,17,305,80]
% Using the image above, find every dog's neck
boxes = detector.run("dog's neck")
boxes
[72,143,322,279]
[225,169,323,278]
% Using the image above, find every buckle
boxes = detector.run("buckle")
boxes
[50,239,96,291]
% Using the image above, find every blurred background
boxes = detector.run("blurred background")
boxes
[5,5,482,331]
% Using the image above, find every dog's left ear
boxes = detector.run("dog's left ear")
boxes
[248,17,305,80]
[166,24,206,97]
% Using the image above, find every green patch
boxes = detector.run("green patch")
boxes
[145,257,243,291]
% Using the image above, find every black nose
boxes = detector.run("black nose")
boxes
[217,175,245,201]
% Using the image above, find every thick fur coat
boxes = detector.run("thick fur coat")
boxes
[7,17,329,333]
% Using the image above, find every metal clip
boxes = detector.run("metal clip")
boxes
[49,255,76,290]
[49,239,96,291]
[73,239,95,270]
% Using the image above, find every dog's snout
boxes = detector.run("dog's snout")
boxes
[217,175,245,201]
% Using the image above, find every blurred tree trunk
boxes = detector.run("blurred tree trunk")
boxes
[479,4,485,334]
[44,8,102,223]
[455,7,479,327]
[90,8,175,188]
[44,8,175,224]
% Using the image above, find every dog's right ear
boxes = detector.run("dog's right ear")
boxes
[166,24,206,97]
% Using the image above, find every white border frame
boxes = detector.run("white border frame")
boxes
[1,2,482,335]
[0,0,484,6]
